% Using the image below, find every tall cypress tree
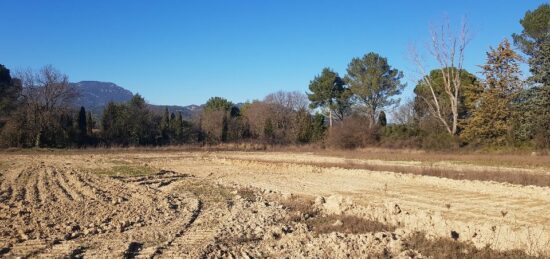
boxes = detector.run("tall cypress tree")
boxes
[162,107,170,129]
[378,111,387,127]
[160,107,170,144]
[263,118,274,143]
[86,112,93,136]
[294,108,313,143]
[78,106,88,139]
[175,112,184,142]
[310,113,326,142]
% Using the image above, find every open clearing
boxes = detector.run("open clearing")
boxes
[0,150,549,258]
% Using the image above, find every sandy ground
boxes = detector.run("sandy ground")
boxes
[0,150,549,258]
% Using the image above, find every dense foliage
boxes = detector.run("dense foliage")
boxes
[461,39,523,146]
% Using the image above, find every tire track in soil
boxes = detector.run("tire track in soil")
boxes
[150,179,232,259]
[0,163,199,258]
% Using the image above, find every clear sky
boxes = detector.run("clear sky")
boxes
[1,1,546,106]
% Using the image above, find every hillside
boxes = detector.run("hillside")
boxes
[72,81,202,119]
[71,81,133,115]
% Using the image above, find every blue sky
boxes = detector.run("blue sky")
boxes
[1,1,545,106]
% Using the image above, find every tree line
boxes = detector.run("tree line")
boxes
[0,4,549,150]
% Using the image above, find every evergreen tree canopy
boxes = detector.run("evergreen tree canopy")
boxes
[481,39,523,94]
[513,3,550,85]
[204,97,233,112]
[461,39,523,146]
[101,94,157,146]
[310,113,326,142]
[161,107,170,130]
[86,112,93,135]
[345,52,405,126]
[78,106,87,136]
[307,68,350,123]
[263,118,274,143]
[378,111,387,127]
[0,64,22,121]
[513,4,550,148]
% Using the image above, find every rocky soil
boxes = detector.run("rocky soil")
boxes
[0,151,548,258]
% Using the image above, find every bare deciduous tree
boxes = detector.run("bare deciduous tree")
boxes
[392,100,416,125]
[16,65,78,146]
[264,91,309,111]
[410,18,470,135]
[19,65,77,110]
[264,91,309,138]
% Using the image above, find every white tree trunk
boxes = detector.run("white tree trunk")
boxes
[410,18,469,136]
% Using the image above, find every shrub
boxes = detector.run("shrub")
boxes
[380,124,422,148]
[421,132,459,150]
[326,116,380,149]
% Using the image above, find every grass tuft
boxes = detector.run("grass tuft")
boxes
[279,196,319,222]
[308,214,395,235]
[404,232,536,259]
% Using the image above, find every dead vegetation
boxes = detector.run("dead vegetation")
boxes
[232,157,550,187]
[278,195,319,222]
[404,232,536,259]
[317,148,550,169]
[308,215,395,235]
[276,194,392,235]
[4,145,548,168]
[273,194,533,258]
[277,194,393,236]
[323,160,550,187]
[236,187,257,202]
[1,150,548,257]
[178,181,234,203]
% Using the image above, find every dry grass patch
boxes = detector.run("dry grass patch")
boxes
[317,149,550,169]
[237,187,257,202]
[2,146,548,168]
[279,196,319,222]
[404,232,537,259]
[331,161,550,188]
[241,157,550,187]
[308,215,395,235]
[277,195,395,235]
[179,181,234,203]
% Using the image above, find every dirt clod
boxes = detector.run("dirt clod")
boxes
[0,151,547,257]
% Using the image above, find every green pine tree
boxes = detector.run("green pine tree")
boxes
[345,52,405,127]
[307,67,350,127]
[513,4,550,148]
[78,107,88,143]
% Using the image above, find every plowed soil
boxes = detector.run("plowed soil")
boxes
[0,150,548,258]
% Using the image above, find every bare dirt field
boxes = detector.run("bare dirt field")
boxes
[0,150,549,258]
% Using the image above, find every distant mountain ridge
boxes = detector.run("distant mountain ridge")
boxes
[71,81,202,119]
[71,81,133,114]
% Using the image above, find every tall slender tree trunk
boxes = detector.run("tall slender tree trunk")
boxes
[451,105,458,135]
[329,110,333,128]
[410,18,469,137]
